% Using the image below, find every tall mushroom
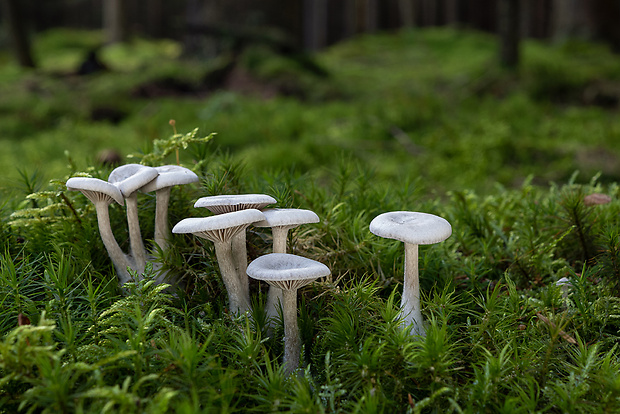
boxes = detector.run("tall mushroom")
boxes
[140,165,199,252]
[66,177,134,284]
[246,253,330,375]
[194,194,276,303]
[108,164,158,274]
[253,208,320,324]
[172,209,266,314]
[369,211,452,336]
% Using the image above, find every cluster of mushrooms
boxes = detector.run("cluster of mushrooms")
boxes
[67,164,452,374]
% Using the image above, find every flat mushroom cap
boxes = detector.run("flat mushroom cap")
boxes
[66,177,124,205]
[247,253,331,290]
[108,164,158,197]
[369,211,452,245]
[194,194,276,214]
[254,208,320,228]
[172,209,265,242]
[140,165,198,193]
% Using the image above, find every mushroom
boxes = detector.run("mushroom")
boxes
[140,165,199,252]
[246,253,330,375]
[108,164,158,274]
[369,211,452,336]
[253,208,320,324]
[172,209,266,314]
[66,177,134,284]
[194,194,276,304]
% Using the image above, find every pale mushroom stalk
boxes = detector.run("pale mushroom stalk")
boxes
[231,233,250,301]
[264,226,289,321]
[125,192,147,274]
[214,238,250,313]
[153,187,172,252]
[403,243,424,335]
[281,288,300,372]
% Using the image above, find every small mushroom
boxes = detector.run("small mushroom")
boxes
[369,211,452,336]
[194,194,276,305]
[108,164,158,274]
[66,177,134,284]
[246,253,330,375]
[254,208,320,324]
[140,165,199,252]
[172,209,266,314]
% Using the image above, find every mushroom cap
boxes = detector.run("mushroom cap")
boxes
[194,194,276,214]
[172,209,265,243]
[246,253,330,290]
[140,165,199,193]
[66,177,124,205]
[108,164,158,197]
[369,211,452,245]
[253,208,320,229]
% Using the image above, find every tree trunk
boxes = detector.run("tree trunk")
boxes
[498,0,520,69]
[2,0,36,68]
[103,0,128,44]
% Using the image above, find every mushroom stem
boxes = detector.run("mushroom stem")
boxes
[402,243,425,336]
[125,193,147,274]
[154,187,172,252]
[94,203,133,284]
[231,232,250,304]
[214,241,250,314]
[265,226,289,323]
[281,288,301,375]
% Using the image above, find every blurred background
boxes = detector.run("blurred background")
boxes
[1,0,620,196]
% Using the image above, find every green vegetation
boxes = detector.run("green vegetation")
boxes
[2,27,620,412]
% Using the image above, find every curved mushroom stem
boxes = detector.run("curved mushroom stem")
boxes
[94,203,133,285]
[214,241,250,315]
[153,187,172,252]
[231,232,250,305]
[402,243,425,336]
[281,288,300,376]
[265,226,289,324]
[125,193,147,274]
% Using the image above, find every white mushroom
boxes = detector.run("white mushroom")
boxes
[254,208,320,324]
[246,253,330,375]
[194,194,276,307]
[140,165,199,252]
[66,177,134,284]
[369,211,452,336]
[108,164,158,274]
[172,209,266,314]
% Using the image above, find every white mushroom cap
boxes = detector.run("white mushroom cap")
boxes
[194,194,276,214]
[172,209,265,243]
[140,165,199,193]
[369,211,452,245]
[108,164,158,197]
[253,208,320,228]
[246,253,330,290]
[66,177,124,205]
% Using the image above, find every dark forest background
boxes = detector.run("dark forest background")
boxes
[2,0,620,69]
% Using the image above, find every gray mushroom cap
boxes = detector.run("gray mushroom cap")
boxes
[246,253,330,290]
[172,209,265,242]
[140,165,198,193]
[66,177,124,205]
[108,164,158,197]
[194,194,276,214]
[254,208,320,228]
[369,211,452,245]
